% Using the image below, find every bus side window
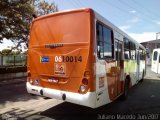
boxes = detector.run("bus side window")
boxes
[115,41,122,61]
[96,22,113,59]
[124,38,130,59]
[130,41,136,60]
[139,48,146,60]
[139,48,143,60]
[115,42,118,60]
[103,26,112,58]
[96,23,104,59]
[143,50,146,60]
[153,51,158,61]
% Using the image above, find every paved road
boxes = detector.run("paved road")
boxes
[0,82,62,120]
[0,78,160,120]
[0,66,160,119]
[145,65,160,80]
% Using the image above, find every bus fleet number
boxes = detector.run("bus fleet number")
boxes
[55,56,82,62]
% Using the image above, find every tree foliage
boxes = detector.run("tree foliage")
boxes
[0,0,58,49]
[0,49,22,55]
[0,0,34,47]
[1,49,12,55]
[34,0,58,16]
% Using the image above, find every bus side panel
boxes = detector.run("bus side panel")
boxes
[95,60,111,107]
[129,60,137,85]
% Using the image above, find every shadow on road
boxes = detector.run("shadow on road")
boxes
[0,82,40,106]
[41,102,97,120]
[38,79,160,120]
[1,79,160,119]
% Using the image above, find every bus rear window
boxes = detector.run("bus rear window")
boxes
[124,38,130,59]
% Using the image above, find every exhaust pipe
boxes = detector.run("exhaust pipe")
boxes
[40,89,43,96]
[62,94,66,101]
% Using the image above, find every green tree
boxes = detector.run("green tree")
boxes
[22,50,28,55]
[0,0,34,48]
[34,0,58,16]
[0,0,58,48]
[15,50,21,55]
[10,50,21,55]
[1,49,12,55]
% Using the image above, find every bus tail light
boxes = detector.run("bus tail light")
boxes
[27,71,33,84]
[27,77,33,84]
[27,71,31,77]
[80,85,87,93]
[79,78,89,93]
[30,79,33,84]
[82,78,88,85]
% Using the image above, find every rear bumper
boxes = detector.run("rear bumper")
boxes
[26,82,96,108]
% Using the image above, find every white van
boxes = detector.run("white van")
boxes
[151,48,160,74]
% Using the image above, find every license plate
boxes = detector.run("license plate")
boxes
[48,78,59,83]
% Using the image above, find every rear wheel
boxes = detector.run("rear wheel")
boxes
[121,78,130,100]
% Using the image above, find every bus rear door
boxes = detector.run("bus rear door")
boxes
[115,40,123,96]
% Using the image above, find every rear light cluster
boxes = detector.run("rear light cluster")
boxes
[79,71,90,93]
[27,71,31,77]
[82,78,88,85]
[27,71,33,84]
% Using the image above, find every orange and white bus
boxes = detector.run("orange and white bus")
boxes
[27,8,146,108]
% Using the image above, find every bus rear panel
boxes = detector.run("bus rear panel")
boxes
[27,8,96,108]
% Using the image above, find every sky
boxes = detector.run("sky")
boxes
[48,0,160,42]
[1,0,160,50]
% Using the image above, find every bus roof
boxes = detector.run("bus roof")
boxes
[32,8,145,50]
[32,8,92,23]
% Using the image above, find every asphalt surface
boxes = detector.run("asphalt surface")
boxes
[0,67,160,119]
[145,65,160,80]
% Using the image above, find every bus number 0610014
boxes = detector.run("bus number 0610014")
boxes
[55,56,82,62]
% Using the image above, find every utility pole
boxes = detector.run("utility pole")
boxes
[156,32,160,40]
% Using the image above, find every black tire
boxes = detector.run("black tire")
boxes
[121,78,130,100]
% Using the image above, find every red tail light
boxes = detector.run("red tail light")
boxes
[82,78,88,85]
[28,71,31,77]
[79,71,90,93]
